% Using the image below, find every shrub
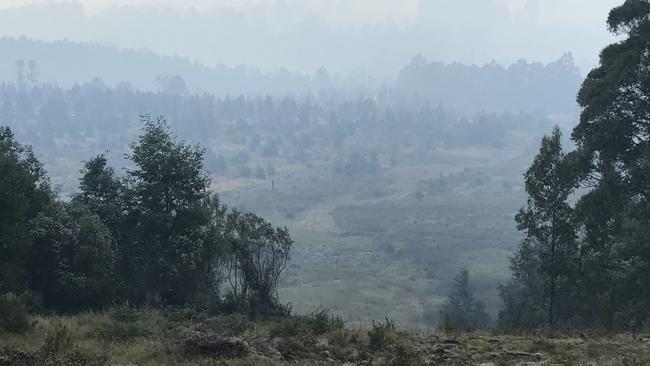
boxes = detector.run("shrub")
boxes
[0,325,109,366]
[269,311,344,338]
[0,293,30,334]
[96,306,151,341]
[204,314,252,336]
[164,306,205,323]
[97,319,149,342]
[269,317,309,338]
[306,310,344,335]
[439,310,455,335]
[43,323,74,354]
[391,342,423,366]
[368,317,396,350]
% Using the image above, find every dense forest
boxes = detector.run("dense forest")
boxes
[1,0,650,365]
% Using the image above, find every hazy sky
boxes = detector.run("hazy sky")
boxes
[0,0,617,24]
[0,0,624,78]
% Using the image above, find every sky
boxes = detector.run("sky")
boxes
[0,0,624,78]
[0,0,613,24]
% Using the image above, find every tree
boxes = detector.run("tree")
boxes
[0,127,52,294]
[28,202,116,312]
[74,155,123,233]
[571,0,650,329]
[515,127,578,328]
[124,115,213,305]
[225,210,292,316]
[498,239,546,332]
[128,115,209,215]
[439,268,490,332]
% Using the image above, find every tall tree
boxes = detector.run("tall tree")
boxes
[125,115,213,305]
[0,127,52,294]
[572,0,650,328]
[515,127,578,328]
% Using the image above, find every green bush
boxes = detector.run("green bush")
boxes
[0,293,30,334]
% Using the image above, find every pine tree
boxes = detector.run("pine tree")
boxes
[439,269,490,332]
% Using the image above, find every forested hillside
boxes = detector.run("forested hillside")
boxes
[0,72,562,326]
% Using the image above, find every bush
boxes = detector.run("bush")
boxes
[439,310,455,335]
[0,324,109,366]
[367,317,396,350]
[269,317,309,338]
[96,319,149,342]
[43,323,74,354]
[306,310,344,335]
[390,342,422,366]
[0,293,30,333]
[96,306,151,342]
[269,311,344,338]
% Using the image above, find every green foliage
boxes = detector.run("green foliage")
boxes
[0,114,294,318]
[498,240,546,332]
[225,210,293,317]
[0,293,30,334]
[74,155,123,233]
[28,201,116,312]
[0,127,52,294]
[500,0,650,332]
[122,115,214,305]
[570,0,650,329]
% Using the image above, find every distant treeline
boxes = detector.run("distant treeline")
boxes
[397,53,582,115]
[0,78,554,194]
[0,37,581,114]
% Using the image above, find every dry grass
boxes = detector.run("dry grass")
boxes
[2,309,650,365]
